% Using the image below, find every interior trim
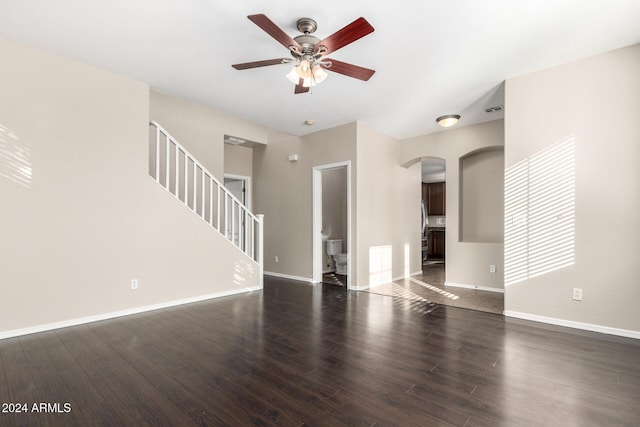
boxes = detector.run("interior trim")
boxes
[0,286,261,341]
[445,282,505,293]
[264,271,314,283]
[505,310,640,340]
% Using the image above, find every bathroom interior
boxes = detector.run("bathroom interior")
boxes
[321,167,348,287]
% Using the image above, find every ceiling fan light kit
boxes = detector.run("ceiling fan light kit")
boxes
[436,114,461,128]
[232,14,375,94]
[285,60,328,87]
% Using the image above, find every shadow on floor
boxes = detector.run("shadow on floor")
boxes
[322,272,347,287]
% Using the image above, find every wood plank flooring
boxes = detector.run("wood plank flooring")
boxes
[364,263,504,315]
[1,276,639,426]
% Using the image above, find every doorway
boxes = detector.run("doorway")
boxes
[312,162,351,289]
[223,174,250,207]
[421,158,446,267]
[224,174,251,248]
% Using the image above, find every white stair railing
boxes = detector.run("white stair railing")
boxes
[149,121,263,277]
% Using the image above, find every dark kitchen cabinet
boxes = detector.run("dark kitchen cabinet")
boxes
[428,229,445,259]
[427,182,446,215]
[422,182,446,261]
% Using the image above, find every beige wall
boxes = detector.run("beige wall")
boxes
[504,44,640,333]
[224,144,253,178]
[460,148,504,243]
[11,23,636,339]
[254,124,357,282]
[254,121,422,289]
[399,120,505,291]
[356,122,422,289]
[0,38,259,337]
[150,90,267,181]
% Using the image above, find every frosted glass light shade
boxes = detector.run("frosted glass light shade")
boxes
[286,62,329,87]
[311,64,328,85]
[286,67,299,84]
[436,114,461,127]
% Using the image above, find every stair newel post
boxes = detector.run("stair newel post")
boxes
[257,214,264,288]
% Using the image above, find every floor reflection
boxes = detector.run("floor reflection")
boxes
[1,276,637,425]
[364,263,504,314]
[322,272,347,287]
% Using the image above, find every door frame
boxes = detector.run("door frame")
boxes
[312,161,352,289]
[223,174,251,210]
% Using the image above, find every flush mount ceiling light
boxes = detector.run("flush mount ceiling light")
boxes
[436,114,461,128]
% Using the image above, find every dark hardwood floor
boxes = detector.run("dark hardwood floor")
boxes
[365,263,504,315]
[322,272,347,287]
[1,276,639,426]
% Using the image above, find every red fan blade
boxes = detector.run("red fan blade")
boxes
[232,58,289,70]
[315,17,374,56]
[248,14,302,52]
[295,78,310,94]
[323,59,375,81]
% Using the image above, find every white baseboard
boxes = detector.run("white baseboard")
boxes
[504,310,640,340]
[264,271,314,283]
[445,281,504,293]
[0,286,262,341]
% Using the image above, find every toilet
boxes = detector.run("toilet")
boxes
[326,239,348,275]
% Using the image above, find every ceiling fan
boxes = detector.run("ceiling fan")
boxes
[232,14,375,94]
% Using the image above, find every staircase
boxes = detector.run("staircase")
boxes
[149,121,263,285]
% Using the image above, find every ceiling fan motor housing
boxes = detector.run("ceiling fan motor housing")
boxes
[292,18,321,57]
[292,34,320,56]
[296,18,317,34]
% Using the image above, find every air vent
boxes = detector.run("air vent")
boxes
[484,105,504,113]
[224,135,246,146]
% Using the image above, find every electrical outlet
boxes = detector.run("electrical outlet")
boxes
[572,288,582,301]
[131,279,138,290]
[274,256,279,263]
[489,265,496,273]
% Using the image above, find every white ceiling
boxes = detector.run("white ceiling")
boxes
[1,1,639,139]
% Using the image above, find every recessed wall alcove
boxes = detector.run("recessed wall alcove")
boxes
[459,147,504,243]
